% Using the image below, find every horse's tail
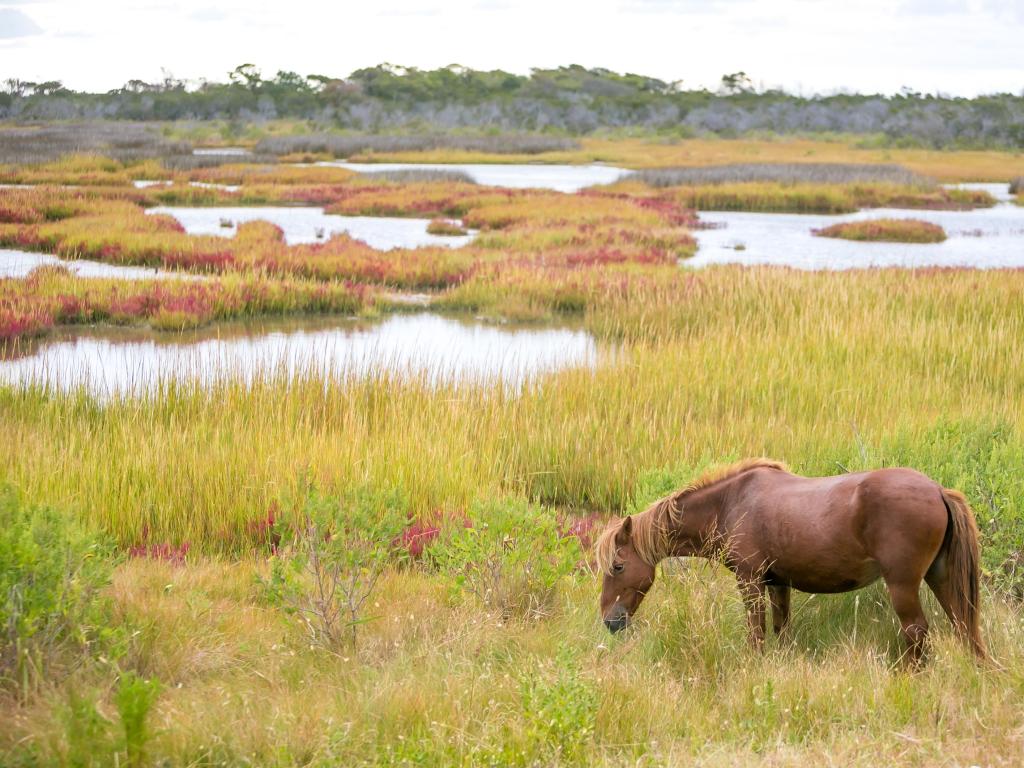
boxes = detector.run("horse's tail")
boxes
[940,488,987,659]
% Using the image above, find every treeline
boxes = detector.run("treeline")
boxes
[3,64,1024,148]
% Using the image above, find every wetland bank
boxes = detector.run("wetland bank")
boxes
[2,123,1024,766]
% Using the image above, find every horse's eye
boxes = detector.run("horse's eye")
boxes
[612,563,624,575]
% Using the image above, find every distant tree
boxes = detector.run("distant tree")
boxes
[720,71,754,95]
[229,64,262,89]
[3,78,29,96]
[33,81,67,96]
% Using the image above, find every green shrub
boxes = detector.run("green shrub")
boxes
[430,498,581,620]
[60,687,116,768]
[262,486,408,649]
[0,488,118,696]
[519,645,598,763]
[116,671,162,768]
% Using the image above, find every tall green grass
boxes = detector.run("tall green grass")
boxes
[1,267,1021,572]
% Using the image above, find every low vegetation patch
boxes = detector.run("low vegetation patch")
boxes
[361,167,477,184]
[254,133,580,159]
[813,217,947,243]
[426,217,469,235]
[630,162,932,188]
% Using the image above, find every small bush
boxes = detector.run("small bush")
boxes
[0,489,118,696]
[813,218,947,243]
[262,486,408,649]
[430,498,581,620]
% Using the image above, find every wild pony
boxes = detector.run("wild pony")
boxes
[596,460,986,665]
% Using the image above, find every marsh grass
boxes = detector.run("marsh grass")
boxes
[3,140,1024,763]
[1,268,1022,567]
[0,123,191,165]
[2,556,1021,766]
[630,162,932,188]
[361,168,477,184]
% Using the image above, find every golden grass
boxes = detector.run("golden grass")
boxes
[2,557,1021,766]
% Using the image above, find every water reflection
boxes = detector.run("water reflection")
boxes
[0,314,599,395]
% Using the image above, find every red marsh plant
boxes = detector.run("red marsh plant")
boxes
[0,267,368,342]
[813,218,948,243]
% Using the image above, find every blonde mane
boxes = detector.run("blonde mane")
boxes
[595,459,788,575]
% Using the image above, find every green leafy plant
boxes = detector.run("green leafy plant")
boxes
[430,498,581,620]
[115,671,162,768]
[0,488,118,697]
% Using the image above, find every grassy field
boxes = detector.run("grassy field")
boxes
[2,139,1024,765]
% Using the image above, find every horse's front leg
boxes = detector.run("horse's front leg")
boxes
[738,578,767,649]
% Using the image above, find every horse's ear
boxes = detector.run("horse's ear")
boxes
[615,515,633,544]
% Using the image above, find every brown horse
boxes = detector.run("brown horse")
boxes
[596,460,986,665]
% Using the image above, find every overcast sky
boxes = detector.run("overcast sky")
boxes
[0,0,1021,96]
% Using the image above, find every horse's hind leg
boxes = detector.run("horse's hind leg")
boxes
[925,554,985,658]
[882,576,930,667]
[769,585,791,639]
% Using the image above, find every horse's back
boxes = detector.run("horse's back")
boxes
[731,466,948,592]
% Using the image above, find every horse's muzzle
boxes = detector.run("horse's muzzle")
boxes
[604,605,629,634]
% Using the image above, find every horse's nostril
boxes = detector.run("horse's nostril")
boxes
[605,616,628,634]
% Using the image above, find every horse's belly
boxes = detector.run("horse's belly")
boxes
[770,559,881,594]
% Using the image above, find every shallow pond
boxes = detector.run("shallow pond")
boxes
[147,207,476,249]
[690,185,1024,270]
[0,248,192,281]
[0,314,598,395]
[316,162,629,193]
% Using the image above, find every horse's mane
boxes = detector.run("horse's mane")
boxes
[595,458,788,574]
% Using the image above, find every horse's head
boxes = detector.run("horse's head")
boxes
[596,515,656,634]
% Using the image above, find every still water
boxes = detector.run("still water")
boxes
[0,314,599,395]
[689,185,1024,270]
[148,206,476,249]
[0,248,191,280]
